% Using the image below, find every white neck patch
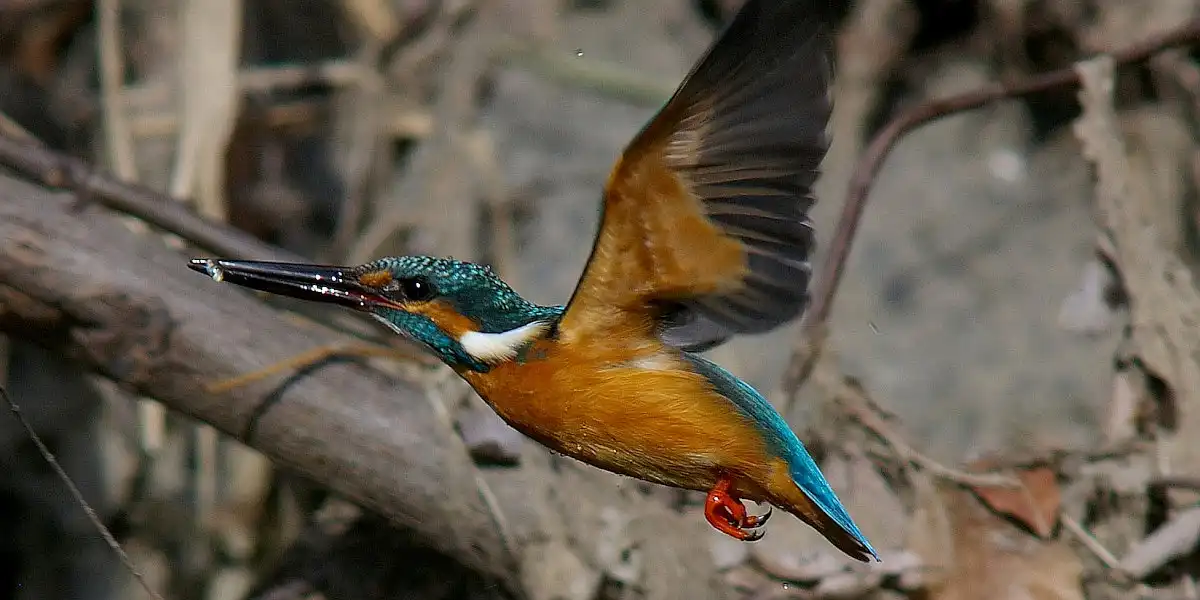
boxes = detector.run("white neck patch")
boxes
[459,321,550,364]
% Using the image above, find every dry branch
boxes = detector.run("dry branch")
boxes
[1075,54,1200,478]
[1119,507,1200,579]
[783,16,1200,421]
[0,172,724,600]
[348,0,497,264]
[169,0,242,220]
[0,135,291,262]
[804,17,1200,338]
[0,384,164,600]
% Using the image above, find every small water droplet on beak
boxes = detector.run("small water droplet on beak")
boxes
[205,259,225,283]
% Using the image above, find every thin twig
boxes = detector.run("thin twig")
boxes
[121,60,369,113]
[842,381,1020,488]
[129,100,431,141]
[0,385,165,600]
[385,3,459,82]
[0,111,37,143]
[1150,476,1200,491]
[1061,512,1123,572]
[203,341,436,395]
[974,438,1149,473]
[803,18,1200,337]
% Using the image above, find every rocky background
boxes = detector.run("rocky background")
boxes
[0,0,1198,599]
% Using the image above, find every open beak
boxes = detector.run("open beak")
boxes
[188,258,393,311]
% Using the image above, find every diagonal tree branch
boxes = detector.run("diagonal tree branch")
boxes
[784,18,1200,398]
[0,173,723,600]
[0,135,293,262]
[805,18,1200,337]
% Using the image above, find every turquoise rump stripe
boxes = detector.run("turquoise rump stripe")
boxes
[677,352,878,559]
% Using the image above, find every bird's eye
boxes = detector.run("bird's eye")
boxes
[392,277,435,302]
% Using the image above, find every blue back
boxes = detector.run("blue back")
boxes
[679,353,877,558]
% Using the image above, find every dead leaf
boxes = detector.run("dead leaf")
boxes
[1075,56,1200,479]
[929,484,1084,600]
[822,446,907,550]
[907,472,954,587]
[968,464,1062,538]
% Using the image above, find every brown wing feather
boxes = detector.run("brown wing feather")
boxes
[558,0,835,346]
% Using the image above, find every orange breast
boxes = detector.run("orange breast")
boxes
[459,328,778,495]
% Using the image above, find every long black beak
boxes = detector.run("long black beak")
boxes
[188,259,391,311]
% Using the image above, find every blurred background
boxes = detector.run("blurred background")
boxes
[0,0,1197,598]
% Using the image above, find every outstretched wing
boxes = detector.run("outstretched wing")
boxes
[556,0,835,350]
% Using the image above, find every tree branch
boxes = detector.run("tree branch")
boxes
[0,173,723,600]
[804,18,1200,336]
[783,18,1200,398]
[0,135,294,262]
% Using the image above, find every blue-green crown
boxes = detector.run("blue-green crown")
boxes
[357,256,563,371]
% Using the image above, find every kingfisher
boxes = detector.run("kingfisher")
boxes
[189,0,877,562]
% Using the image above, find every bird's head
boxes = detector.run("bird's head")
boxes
[190,256,561,372]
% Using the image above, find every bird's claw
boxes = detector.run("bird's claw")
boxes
[704,478,772,542]
[744,505,772,528]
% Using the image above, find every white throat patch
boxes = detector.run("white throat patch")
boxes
[459,321,550,364]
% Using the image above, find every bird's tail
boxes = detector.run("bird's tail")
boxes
[763,460,879,563]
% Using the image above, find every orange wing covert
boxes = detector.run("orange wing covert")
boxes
[557,0,835,350]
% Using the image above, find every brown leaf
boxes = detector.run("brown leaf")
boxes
[969,464,1062,538]
[821,447,907,550]
[928,485,1084,600]
[907,472,954,586]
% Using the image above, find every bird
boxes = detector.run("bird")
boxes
[189,0,878,562]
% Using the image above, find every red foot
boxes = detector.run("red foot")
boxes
[704,477,772,541]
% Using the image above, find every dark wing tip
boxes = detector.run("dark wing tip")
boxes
[657,0,835,348]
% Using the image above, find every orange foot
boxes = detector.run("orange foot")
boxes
[704,477,772,541]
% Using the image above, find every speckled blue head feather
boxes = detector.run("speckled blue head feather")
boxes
[354,256,564,372]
